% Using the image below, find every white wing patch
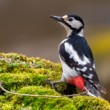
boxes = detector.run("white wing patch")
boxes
[76,67,87,72]
[89,68,92,71]
[83,74,93,79]
[64,42,90,65]
[93,64,95,69]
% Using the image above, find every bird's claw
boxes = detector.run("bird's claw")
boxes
[45,79,58,89]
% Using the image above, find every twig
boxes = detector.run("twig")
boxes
[0,81,86,98]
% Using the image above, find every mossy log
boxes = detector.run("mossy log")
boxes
[0,53,110,110]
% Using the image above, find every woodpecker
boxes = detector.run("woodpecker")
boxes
[50,14,106,97]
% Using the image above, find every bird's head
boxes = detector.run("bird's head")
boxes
[51,14,84,36]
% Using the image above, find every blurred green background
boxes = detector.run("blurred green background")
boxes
[0,0,110,100]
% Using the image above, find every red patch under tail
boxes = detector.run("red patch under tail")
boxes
[67,76,85,91]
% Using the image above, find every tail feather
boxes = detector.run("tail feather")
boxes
[84,81,106,97]
[96,84,106,94]
[84,87,100,97]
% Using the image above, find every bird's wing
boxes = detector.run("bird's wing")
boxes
[59,39,94,68]
[67,35,94,67]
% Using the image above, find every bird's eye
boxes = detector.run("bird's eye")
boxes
[68,17,73,21]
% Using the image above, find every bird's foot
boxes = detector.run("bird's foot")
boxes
[45,79,62,91]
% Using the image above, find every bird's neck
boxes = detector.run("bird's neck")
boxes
[76,29,84,37]
[66,28,84,37]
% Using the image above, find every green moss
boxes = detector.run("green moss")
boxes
[0,53,61,71]
[0,96,13,110]
[0,73,47,91]
[1,103,14,110]
[0,96,6,103]
[0,53,110,110]
[10,86,76,110]
[73,96,110,110]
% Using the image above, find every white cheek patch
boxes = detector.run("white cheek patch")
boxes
[71,19,82,29]
[66,18,82,29]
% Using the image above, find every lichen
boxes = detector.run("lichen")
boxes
[0,53,110,110]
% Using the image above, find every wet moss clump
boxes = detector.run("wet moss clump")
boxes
[0,53,110,110]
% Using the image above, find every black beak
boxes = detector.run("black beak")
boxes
[50,15,62,22]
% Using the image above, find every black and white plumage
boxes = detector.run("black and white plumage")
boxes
[50,14,106,97]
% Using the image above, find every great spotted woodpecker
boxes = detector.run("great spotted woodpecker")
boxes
[50,14,106,97]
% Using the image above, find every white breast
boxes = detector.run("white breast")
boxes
[59,57,79,81]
